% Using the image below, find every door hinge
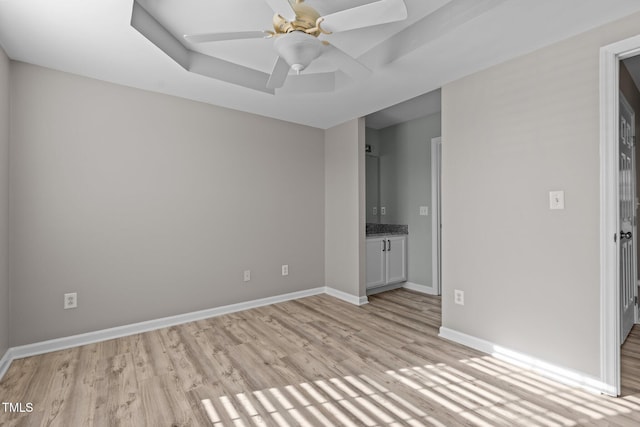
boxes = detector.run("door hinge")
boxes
[636,296,638,305]
[614,233,617,243]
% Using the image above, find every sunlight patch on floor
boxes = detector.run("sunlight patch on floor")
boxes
[199,355,640,426]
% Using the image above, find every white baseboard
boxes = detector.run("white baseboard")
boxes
[367,282,403,296]
[0,286,373,381]
[325,286,369,306]
[0,348,13,380]
[403,282,439,295]
[8,287,326,363]
[439,327,615,396]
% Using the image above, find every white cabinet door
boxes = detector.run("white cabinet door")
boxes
[386,235,407,285]
[366,238,386,289]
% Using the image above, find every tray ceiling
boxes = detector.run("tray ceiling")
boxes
[1,0,640,128]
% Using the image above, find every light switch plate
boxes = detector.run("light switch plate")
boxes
[549,191,565,210]
[419,206,429,216]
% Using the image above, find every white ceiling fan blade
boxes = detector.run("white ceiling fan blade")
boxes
[189,52,273,94]
[277,72,335,94]
[184,31,270,44]
[267,56,290,89]
[320,0,408,33]
[264,0,296,21]
[323,44,371,80]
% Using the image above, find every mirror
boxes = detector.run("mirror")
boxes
[366,154,380,223]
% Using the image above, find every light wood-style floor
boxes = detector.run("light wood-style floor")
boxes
[1,289,640,426]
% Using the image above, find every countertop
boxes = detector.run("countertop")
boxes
[365,223,408,237]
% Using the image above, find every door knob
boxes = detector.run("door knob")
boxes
[621,231,632,240]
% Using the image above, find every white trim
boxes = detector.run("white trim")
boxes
[367,282,403,296]
[325,286,369,306]
[403,282,438,295]
[599,42,620,396]
[599,34,640,397]
[0,285,373,380]
[431,137,442,296]
[637,280,640,324]
[439,327,615,396]
[8,287,325,362]
[0,348,14,380]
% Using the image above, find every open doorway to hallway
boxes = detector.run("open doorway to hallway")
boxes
[601,34,640,397]
[621,55,640,340]
[619,54,640,394]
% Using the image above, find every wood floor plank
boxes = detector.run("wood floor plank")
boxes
[157,326,207,392]
[34,348,81,427]
[105,352,143,426]
[59,344,101,427]
[1,288,640,426]
[138,374,196,427]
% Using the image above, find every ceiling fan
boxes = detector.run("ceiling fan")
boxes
[183,0,408,90]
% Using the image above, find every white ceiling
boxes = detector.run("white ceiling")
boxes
[365,88,441,129]
[1,0,640,129]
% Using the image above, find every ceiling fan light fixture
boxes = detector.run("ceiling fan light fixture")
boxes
[274,31,322,73]
[151,0,410,92]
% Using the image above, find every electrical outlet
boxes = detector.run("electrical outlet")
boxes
[454,290,464,306]
[243,270,251,282]
[373,207,377,216]
[419,206,429,216]
[381,206,386,215]
[64,292,77,310]
[282,264,289,276]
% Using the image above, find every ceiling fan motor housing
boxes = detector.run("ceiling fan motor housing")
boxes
[272,1,323,36]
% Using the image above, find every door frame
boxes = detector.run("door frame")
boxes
[600,34,640,397]
[431,137,442,296]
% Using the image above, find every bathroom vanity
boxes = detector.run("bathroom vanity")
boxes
[365,224,407,291]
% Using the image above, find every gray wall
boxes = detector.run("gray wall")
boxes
[365,127,380,156]
[441,11,640,377]
[325,118,366,298]
[0,45,9,357]
[377,113,441,286]
[9,62,325,346]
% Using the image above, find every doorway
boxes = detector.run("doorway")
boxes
[600,34,640,396]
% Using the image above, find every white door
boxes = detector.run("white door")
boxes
[431,137,442,295]
[386,235,407,285]
[620,93,637,343]
[366,238,385,289]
